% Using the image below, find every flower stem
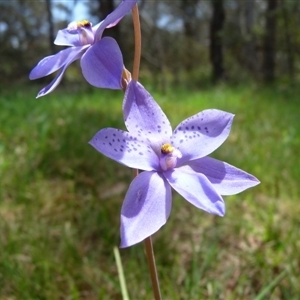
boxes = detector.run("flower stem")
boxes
[132,167,162,299]
[132,4,141,81]
[131,5,161,299]
[144,236,162,300]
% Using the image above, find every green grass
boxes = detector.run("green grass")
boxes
[1,82,300,299]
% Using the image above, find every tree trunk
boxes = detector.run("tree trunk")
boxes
[263,0,278,83]
[280,0,294,81]
[98,0,120,42]
[243,0,258,74]
[210,0,225,82]
[45,0,55,53]
[180,0,198,71]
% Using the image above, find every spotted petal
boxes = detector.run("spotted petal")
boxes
[164,167,225,216]
[81,37,123,89]
[187,157,260,195]
[120,171,172,248]
[89,128,160,171]
[171,109,234,164]
[123,81,172,154]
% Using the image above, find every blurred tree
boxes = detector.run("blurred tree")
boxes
[210,0,225,82]
[279,0,295,81]
[0,0,47,81]
[45,0,55,53]
[98,0,120,42]
[243,0,258,75]
[180,0,200,71]
[1,0,300,86]
[263,0,278,83]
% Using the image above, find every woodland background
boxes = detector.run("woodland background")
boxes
[1,1,300,299]
[1,0,299,88]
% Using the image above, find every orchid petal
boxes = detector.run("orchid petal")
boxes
[120,171,172,248]
[95,0,138,41]
[54,28,82,47]
[123,81,172,154]
[89,128,160,171]
[187,157,260,195]
[171,109,234,164]
[164,167,225,216]
[91,21,103,35]
[29,46,87,80]
[35,49,86,98]
[81,37,123,89]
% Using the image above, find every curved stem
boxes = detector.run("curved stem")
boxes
[131,4,161,299]
[132,4,141,81]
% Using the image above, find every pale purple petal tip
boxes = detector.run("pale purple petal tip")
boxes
[33,47,86,98]
[35,68,66,98]
[81,37,123,89]
[165,167,225,216]
[188,157,260,195]
[29,47,86,80]
[95,0,138,40]
[120,171,172,248]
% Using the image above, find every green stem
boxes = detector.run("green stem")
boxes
[113,246,130,300]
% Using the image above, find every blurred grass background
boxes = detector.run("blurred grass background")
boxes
[0,82,300,299]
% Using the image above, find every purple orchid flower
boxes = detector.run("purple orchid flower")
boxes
[89,81,260,248]
[29,0,138,98]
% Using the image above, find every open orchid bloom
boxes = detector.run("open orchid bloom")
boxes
[29,0,137,97]
[89,81,260,248]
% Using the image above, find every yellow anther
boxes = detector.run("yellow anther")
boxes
[77,20,91,28]
[68,20,92,32]
[161,143,175,154]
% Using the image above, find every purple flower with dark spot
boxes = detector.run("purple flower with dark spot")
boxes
[29,0,137,98]
[89,81,260,248]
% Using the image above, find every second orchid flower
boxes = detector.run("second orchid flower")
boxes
[29,0,137,97]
